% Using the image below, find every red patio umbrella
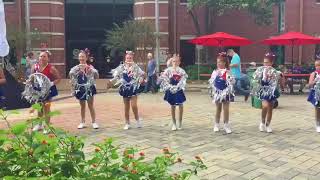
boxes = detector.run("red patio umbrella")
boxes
[261,31,320,70]
[189,32,252,80]
[189,32,252,48]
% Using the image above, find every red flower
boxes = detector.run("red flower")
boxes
[127,154,134,159]
[122,165,129,171]
[139,152,145,157]
[163,147,170,154]
[48,133,55,138]
[92,164,97,168]
[41,140,48,145]
[95,148,101,152]
[131,169,138,174]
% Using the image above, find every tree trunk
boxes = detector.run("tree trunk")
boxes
[187,9,201,36]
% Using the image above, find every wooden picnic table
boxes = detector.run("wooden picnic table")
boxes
[199,74,211,77]
[282,73,310,78]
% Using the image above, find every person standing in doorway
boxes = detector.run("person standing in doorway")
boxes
[26,51,38,78]
[144,53,157,93]
[227,49,250,101]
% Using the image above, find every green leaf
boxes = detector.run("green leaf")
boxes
[61,161,76,177]
[71,150,85,160]
[0,138,5,146]
[111,152,119,160]
[32,103,42,111]
[0,129,7,135]
[0,109,4,115]
[11,122,27,135]
[48,110,61,117]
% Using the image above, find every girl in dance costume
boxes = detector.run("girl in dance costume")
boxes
[69,49,99,129]
[108,51,145,130]
[209,52,235,134]
[307,59,320,133]
[159,54,188,131]
[252,52,284,133]
[32,51,61,133]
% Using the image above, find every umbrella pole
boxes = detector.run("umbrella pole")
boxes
[291,44,294,94]
[291,45,294,72]
[197,46,200,81]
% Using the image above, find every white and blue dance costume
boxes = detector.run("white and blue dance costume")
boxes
[252,66,281,102]
[160,67,188,106]
[111,63,145,98]
[209,69,235,103]
[34,64,58,101]
[69,64,98,101]
[307,70,320,107]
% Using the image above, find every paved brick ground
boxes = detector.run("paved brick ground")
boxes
[2,92,320,180]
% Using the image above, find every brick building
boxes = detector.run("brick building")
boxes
[3,0,320,77]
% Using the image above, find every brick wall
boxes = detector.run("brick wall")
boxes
[177,0,320,65]
[4,0,66,76]
[4,0,320,73]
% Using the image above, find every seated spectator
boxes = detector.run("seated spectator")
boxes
[287,63,307,93]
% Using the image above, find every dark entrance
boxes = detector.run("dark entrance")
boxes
[65,0,133,78]
[180,40,195,67]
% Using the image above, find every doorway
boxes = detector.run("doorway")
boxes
[180,40,195,67]
[65,0,133,78]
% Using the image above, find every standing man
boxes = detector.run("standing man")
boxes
[227,49,250,101]
[144,53,157,93]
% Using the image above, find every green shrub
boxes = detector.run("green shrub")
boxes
[184,65,216,80]
[0,104,206,179]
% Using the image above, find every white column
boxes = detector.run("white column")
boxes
[0,0,9,57]
[155,0,160,72]
[25,0,31,51]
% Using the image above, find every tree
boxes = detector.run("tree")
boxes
[187,0,283,62]
[6,26,48,53]
[5,26,47,79]
[105,19,156,65]
[187,0,282,36]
